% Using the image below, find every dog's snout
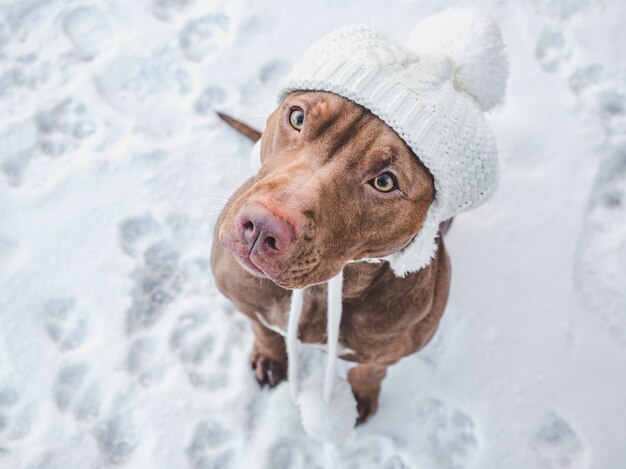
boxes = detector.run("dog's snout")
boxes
[238,203,295,255]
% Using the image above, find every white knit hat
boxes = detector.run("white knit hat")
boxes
[258,7,508,443]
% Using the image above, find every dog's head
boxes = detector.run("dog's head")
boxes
[219,91,435,289]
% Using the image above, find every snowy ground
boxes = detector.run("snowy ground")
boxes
[0,0,625,468]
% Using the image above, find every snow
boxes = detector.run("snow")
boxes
[0,0,625,467]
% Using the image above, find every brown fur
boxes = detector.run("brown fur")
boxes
[211,91,451,423]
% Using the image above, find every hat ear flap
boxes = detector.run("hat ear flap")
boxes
[386,215,440,277]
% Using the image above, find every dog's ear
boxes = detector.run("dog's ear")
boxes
[216,112,262,142]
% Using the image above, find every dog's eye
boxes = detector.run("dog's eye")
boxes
[289,108,304,130]
[371,172,397,192]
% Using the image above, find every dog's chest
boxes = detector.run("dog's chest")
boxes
[255,310,356,355]
[255,288,411,361]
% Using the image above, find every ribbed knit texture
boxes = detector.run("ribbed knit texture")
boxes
[277,9,507,275]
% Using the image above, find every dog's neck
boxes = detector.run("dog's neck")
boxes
[340,260,389,300]
[339,256,432,302]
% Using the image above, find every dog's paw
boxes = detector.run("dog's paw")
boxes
[353,390,378,426]
[250,353,286,389]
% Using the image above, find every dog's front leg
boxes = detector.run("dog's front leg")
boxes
[348,363,389,424]
[250,320,288,388]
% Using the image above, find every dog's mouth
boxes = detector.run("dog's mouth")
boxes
[230,249,324,289]
[234,253,267,277]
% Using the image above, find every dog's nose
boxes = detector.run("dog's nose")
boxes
[238,203,295,255]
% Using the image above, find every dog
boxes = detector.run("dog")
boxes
[211,91,451,424]
[211,7,506,434]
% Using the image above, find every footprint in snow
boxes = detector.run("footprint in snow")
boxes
[93,397,139,465]
[119,213,219,390]
[62,6,115,59]
[119,215,186,335]
[535,29,571,74]
[179,13,230,62]
[127,336,170,387]
[576,142,626,346]
[53,363,102,423]
[169,309,231,392]
[95,47,191,134]
[336,434,411,469]
[187,419,238,469]
[0,381,38,452]
[574,68,626,346]
[410,398,479,469]
[194,86,230,116]
[43,298,89,353]
[0,120,37,188]
[259,61,290,85]
[264,437,322,469]
[36,97,96,158]
[0,97,96,188]
[119,215,163,256]
[531,412,587,469]
[152,0,198,22]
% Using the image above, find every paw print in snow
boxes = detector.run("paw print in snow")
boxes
[411,398,479,469]
[336,435,410,469]
[95,47,191,134]
[53,363,102,422]
[119,213,213,336]
[0,381,38,450]
[120,215,183,334]
[169,310,230,392]
[127,241,186,334]
[63,6,115,59]
[36,98,96,157]
[119,215,163,256]
[179,14,230,62]
[152,0,198,22]
[43,298,89,353]
[535,29,571,74]
[0,120,37,187]
[194,86,229,116]
[531,412,587,469]
[576,146,626,345]
[187,419,237,469]
[265,438,320,469]
[127,337,169,387]
[93,398,139,465]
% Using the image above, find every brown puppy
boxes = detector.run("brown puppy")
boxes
[211,91,451,424]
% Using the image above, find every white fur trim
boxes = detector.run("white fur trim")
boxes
[299,369,357,444]
[386,212,440,277]
[406,7,508,111]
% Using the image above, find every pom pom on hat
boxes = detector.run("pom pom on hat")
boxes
[406,7,509,111]
[267,381,304,435]
[299,370,357,444]
[267,370,357,444]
